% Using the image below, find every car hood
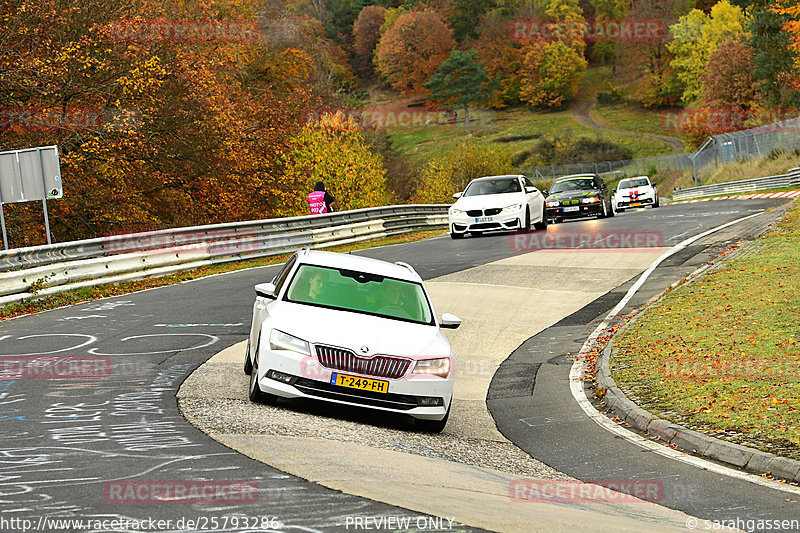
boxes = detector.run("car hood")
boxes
[617,186,653,197]
[453,192,525,210]
[547,190,602,202]
[267,301,451,357]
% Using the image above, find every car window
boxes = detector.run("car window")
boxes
[464,178,521,196]
[618,178,650,188]
[549,177,596,193]
[523,177,535,189]
[285,264,434,325]
[272,254,297,294]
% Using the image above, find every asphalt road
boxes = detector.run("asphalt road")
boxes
[0,198,793,532]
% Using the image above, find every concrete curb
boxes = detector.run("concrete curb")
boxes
[596,310,800,485]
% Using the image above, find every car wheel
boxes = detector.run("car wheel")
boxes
[523,208,531,231]
[416,404,450,433]
[450,232,464,239]
[243,342,253,375]
[599,200,608,219]
[248,335,277,405]
[534,205,548,230]
[654,197,660,208]
[607,199,615,217]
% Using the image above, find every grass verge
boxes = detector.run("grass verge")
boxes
[0,229,446,321]
[612,200,800,461]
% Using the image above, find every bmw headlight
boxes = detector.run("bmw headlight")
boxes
[581,197,601,204]
[449,208,467,216]
[500,204,523,214]
[269,329,311,356]
[546,200,560,207]
[412,357,451,378]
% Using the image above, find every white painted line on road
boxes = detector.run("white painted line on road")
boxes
[569,211,800,496]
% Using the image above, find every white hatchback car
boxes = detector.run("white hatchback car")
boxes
[448,174,547,239]
[614,176,659,211]
[244,249,461,432]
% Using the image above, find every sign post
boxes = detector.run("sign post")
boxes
[0,145,62,249]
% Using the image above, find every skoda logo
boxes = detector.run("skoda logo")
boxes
[359,346,369,354]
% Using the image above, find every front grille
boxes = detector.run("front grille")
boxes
[294,378,419,410]
[316,345,411,379]
[484,208,502,216]
[466,209,482,217]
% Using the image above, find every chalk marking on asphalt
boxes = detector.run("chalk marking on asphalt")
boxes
[569,210,800,496]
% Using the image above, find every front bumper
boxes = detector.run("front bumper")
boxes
[448,209,524,235]
[546,203,603,220]
[616,196,655,209]
[255,346,453,421]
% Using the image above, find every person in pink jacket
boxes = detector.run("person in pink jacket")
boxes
[307,181,335,214]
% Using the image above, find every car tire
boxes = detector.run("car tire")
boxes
[243,342,253,375]
[248,335,277,405]
[416,404,450,433]
[524,208,531,231]
[534,205,548,230]
[450,232,464,239]
[599,200,608,219]
[607,199,615,217]
[654,197,660,208]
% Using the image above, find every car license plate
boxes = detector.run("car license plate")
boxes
[631,202,642,207]
[563,206,579,213]
[330,373,388,394]
[475,216,493,223]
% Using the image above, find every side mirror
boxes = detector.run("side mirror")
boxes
[453,192,463,199]
[440,313,462,329]
[255,282,277,299]
[525,186,535,193]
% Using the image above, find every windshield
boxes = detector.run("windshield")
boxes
[285,264,434,325]
[463,178,521,197]
[549,177,596,194]
[618,178,650,189]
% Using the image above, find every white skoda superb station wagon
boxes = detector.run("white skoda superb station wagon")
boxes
[244,249,461,432]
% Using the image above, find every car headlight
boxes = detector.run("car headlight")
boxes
[412,357,451,378]
[500,204,523,214]
[449,208,467,216]
[581,197,601,204]
[546,200,560,207]
[269,329,311,356]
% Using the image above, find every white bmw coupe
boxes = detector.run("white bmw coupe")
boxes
[448,174,547,239]
[244,249,461,432]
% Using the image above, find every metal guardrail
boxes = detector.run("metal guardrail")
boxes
[672,168,800,201]
[0,206,449,306]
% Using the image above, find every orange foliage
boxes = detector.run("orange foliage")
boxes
[771,1,800,91]
[375,10,454,97]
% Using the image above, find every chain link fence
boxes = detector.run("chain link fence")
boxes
[521,116,800,185]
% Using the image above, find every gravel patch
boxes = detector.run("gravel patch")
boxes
[179,361,571,481]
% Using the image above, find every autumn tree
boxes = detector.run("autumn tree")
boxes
[449,0,493,43]
[587,0,627,67]
[424,50,489,131]
[352,6,387,74]
[769,0,800,97]
[280,112,388,215]
[701,37,759,109]
[667,1,747,104]
[472,13,526,107]
[519,41,587,108]
[375,10,454,96]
